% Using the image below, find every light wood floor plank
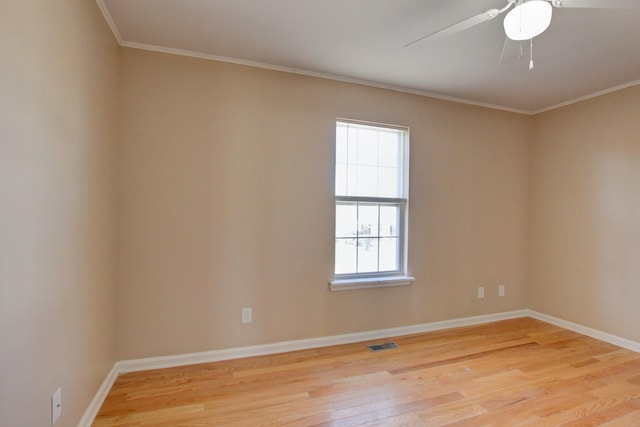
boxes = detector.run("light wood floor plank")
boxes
[93,318,640,426]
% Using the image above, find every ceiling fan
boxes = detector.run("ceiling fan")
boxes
[405,0,640,48]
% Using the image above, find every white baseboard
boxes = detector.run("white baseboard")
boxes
[77,364,119,427]
[526,309,640,353]
[81,308,640,426]
[80,310,526,425]
[115,309,529,373]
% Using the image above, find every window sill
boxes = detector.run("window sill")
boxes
[329,275,415,291]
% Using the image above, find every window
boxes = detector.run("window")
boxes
[331,120,414,291]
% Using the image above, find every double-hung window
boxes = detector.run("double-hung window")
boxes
[331,120,413,291]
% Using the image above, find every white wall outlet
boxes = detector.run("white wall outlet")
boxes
[51,387,62,424]
[498,285,505,297]
[242,307,252,324]
[477,286,485,299]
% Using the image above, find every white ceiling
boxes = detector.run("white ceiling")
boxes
[98,0,640,114]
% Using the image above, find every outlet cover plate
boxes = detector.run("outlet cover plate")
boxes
[477,287,485,299]
[52,387,62,424]
[242,307,252,324]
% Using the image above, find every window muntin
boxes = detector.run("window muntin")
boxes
[334,120,408,279]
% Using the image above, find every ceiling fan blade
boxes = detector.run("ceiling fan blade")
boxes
[404,9,500,48]
[550,0,640,8]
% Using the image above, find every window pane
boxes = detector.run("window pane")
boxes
[336,122,406,199]
[380,205,399,237]
[346,165,357,196]
[336,203,357,238]
[356,165,378,197]
[335,238,357,275]
[347,127,358,164]
[335,164,347,196]
[378,166,399,198]
[379,238,399,271]
[357,238,378,273]
[379,131,400,167]
[356,129,378,166]
[357,203,379,237]
[336,124,348,164]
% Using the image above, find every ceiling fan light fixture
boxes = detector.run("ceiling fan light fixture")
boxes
[504,0,552,41]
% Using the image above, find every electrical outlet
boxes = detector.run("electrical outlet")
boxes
[477,286,485,299]
[498,285,505,297]
[242,307,252,324]
[51,387,62,424]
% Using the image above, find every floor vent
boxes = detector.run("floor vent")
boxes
[366,342,399,352]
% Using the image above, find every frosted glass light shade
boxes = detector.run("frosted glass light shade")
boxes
[504,0,552,41]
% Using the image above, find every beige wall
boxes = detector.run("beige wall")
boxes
[0,1,119,426]
[530,85,640,342]
[117,49,531,359]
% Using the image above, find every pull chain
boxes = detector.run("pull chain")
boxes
[529,38,534,70]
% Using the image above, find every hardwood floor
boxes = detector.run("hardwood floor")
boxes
[93,318,640,426]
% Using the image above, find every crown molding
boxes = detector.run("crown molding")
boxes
[95,0,123,44]
[532,79,640,114]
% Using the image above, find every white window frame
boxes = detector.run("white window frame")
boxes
[330,119,414,291]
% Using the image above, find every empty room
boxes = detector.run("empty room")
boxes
[3,0,640,426]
